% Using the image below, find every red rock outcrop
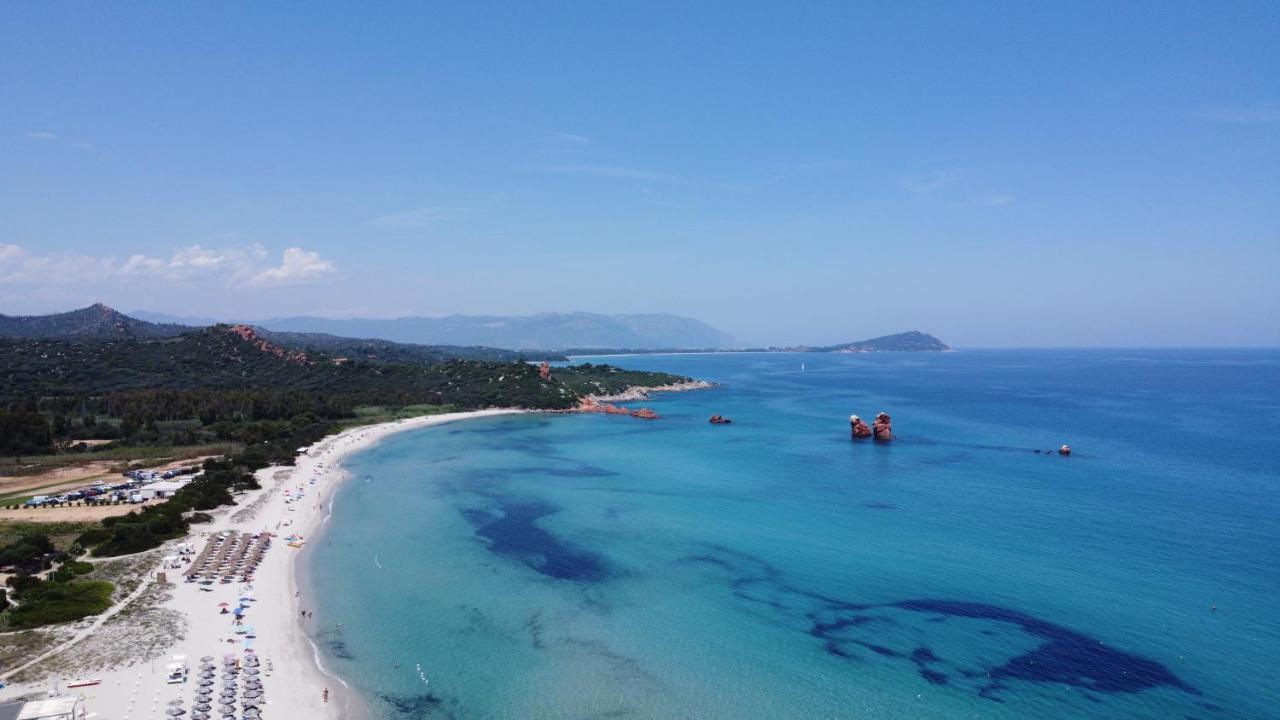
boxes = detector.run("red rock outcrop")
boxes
[850,415,872,439]
[225,324,310,364]
[872,412,893,442]
[539,362,552,381]
[577,397,632,415]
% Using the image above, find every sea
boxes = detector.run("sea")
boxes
[308,350,1280,719]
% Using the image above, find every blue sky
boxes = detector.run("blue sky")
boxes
[2,2,1277,346]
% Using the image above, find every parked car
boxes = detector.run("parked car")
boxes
[24,496,50,507]
[128,492,144,503]
[65,491,84,500]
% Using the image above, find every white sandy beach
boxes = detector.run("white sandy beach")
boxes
[0,408,524,719]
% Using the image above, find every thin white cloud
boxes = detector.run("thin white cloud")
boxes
[27,131,56,141]
[1,243,334,288]
[368,207,468,229]
[897,169,966,195]
[1201,105,1280,126]
[540,164,681,182]
[555,131,590,144]
[65,141,95,151]
[249,247,335,286]
[948,194,1016,208]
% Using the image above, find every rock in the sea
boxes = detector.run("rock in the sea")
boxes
[1058,444,1071,456]
[850,415,872,439]
[873,412,893,442]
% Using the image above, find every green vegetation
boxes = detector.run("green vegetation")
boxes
[0,533,55,573]
[0,521,99,552]
[0,532,112,629]
[5,579,113,629]
[341,403,458,427]
[554,363,693,396]
[0,324,693,559]
[255,329,565,364]
[80,414,338,557]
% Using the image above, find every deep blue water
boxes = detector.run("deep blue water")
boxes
[310,350,1280,719]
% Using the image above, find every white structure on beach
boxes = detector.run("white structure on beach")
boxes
[0,695,83,720]
[137,479,192,500]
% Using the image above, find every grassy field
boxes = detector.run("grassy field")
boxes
[0,443,241,478]
[340,403,457,427]
[0,519,101,551]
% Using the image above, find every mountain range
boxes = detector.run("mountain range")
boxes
[1,306,948,355]
[132,310,736,350]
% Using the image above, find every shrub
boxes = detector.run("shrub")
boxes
[6,580,114,629]
[65,560,95,575]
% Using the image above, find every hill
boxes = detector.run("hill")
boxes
[5,305,565,363]
[134,310,735,350]
[807,331,949,352]
[251,329,564,364]
[0,304,189,341]
[0,325,688,411]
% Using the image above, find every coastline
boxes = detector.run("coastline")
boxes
[586,379,715,403]
[282,409,530,720]
[0,408,527,719]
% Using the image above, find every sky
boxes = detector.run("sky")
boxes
[1,2,1277,347]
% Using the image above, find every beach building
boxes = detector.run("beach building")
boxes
[137,479,192,500]
[0,696,83,720]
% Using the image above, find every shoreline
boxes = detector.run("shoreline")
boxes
[0,408,528,719]
[285,409,529,720]
[586,380,716,403]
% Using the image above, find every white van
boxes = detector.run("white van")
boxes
[24,496,50,507]
[165,655,188,684]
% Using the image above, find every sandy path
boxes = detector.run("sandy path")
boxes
[1,573,158,681]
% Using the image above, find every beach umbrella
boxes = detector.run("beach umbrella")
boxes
[242,667,259,676]
[198,679,213,687]
[200,655,214,662]
[168,699,185,706]
[191,714,210,720]
[217,603,229,608]
[166,708,185,717]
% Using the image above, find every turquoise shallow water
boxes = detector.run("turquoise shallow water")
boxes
[310,350,1280,719]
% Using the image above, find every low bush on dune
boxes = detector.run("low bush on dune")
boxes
[4,579,113,629]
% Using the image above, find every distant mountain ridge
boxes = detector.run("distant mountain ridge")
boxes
[133,310,736,350]
[0,303,190,340]
[0,305,553,362]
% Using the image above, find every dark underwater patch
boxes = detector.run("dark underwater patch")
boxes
[680,545,1196,701]
[463,499,606,582]
[378,691,452,719]
[889,599,1198,695]
[494,463,617,478]
[315,628,355,661]
[861,502,899,510]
